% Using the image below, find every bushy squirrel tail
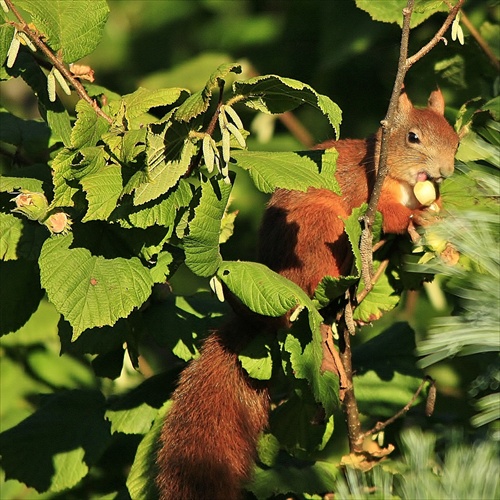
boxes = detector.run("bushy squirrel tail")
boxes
[155,317,270,500]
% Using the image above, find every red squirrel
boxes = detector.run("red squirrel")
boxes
[155,89,459,499]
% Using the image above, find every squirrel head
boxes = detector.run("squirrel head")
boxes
[387,88,460,188]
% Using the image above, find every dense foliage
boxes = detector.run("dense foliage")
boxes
[0,1,498,499]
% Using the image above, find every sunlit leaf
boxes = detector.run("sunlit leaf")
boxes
[39,233,153,337]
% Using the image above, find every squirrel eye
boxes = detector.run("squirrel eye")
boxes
[408,131,420,144]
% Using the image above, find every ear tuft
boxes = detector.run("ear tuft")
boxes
[397,87,413,115]
[428,88,445,115]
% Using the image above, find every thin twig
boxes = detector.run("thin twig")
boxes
[338,319,364,453]
[407,0,465,68]
[363,377,434,437]
[4,0,113,124]
[278,111,315,148]
[459,8,500,71]
[356,259,389,304]
[372,238,388,254]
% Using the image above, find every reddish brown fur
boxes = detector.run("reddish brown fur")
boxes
[156,319,270,499]
[259,90,459,293]
[156,90,459,498]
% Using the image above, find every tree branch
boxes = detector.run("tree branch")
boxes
[358,0,414,294]
[458,7,500,72]
[338,318,364,453]
[407,0,465,68]
[359,0,463,295]
[363,377,435,438]
[340,0,463,458]
[4,0,113,124]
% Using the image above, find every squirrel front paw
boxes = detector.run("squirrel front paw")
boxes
[411,205,441,226]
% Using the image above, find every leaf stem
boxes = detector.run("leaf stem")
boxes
[4,0,113,124]
[363,376,435,438]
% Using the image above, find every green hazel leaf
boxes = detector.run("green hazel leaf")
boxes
[58,317,126,357]
[50,148,80,207]
[173,89,206,123]
[353,322,421,374]
[354,0,449,28]
[80,164,123,222]
[14,0,109,62]
[46,107,72,148]
[434,54,466,89]
[0,214,47,262]
[105,396,158,436]
[133,123,196,206]
[113,179,193,230]
[71,100,110,149]
[0,390,111,493]
[174,62,242,122]
[0,259,43,336]
[239,334,273,381]
[120,128,147,163]
[0,24,15,80]
[0,213,23,261]
[39,233,154,337]
[314,274,359,309]
[269,386,334,453]
[353,263,401,323]
[105,372,178,435]
[256,432,280,468]
[353,322,426,416]
[122,87,189,123]
[343,204,365,277]
[184,177,232,277]
[283,319,339,417]
[70,145,108,181]
[205,62,242,94]
[482,96,500,121]
[127,401,172,500]
[217,261,311,317]
[144,296,207,362]
[1,299,59,347]
[219,209,238,244]
[0,111,51,159]
[148,251,175,284]
[249,460,337,499]
[0,175,44,194]
[218,262,340,414]
[231,149,339,194]
[233,75,342,137]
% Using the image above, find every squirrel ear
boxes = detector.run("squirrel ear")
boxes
[428,88,445,115]
[397,87,413,115]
